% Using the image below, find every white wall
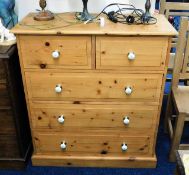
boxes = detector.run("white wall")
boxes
[15,0,155,21]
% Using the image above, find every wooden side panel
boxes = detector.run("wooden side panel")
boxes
[25,72,163,102]
[31,103,158,130]
[96,37,168,70]
[19,35,92,69]
[0,83,11,107]
[0,109,16,135]
[0,135,20,158]
[0,60,11,107]
[0,60,6,80]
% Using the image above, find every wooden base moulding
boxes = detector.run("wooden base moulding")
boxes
[32,155,157,168]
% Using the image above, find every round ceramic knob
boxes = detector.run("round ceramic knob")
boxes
[125,87,133,95]
[128,52,136,61]
[123,116,130,125]
[60,141,67,150]
[58,115,65,124]
[121,143,128,151]
[52,50,60,59]
[55,84,62,93]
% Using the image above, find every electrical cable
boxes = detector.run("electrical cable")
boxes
[75,3,157,25]
[18,13,83,30]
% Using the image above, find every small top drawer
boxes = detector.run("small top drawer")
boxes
[18,35,92,69]
[96,37,168,70]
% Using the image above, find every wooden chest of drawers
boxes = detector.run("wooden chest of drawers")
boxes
[12,13,177,168]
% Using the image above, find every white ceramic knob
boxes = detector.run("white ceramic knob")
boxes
[121,143,128,151]
[125,87,133,95]
[52,50,60,59]
[55,84,62,93]
[123,116,130,125]
[60,141,67,150]
[58,115,65,124]
[128,52,136,61]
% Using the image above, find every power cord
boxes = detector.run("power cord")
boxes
[76,3,157,25]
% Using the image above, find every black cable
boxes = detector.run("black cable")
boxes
[75,3,157,25]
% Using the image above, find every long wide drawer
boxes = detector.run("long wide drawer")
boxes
[19,35,92,69]
[31,103,158,130]
[96,37,168,70]
[25,72,162,102]
[34,132,152,156]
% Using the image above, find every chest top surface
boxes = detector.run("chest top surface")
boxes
[11,13,177,36]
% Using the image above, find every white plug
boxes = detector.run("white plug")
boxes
[99,17,105,27]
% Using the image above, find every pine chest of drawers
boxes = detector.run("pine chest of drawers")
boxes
[12,13,177,168]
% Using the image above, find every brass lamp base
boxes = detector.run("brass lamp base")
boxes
[34,10,54,21]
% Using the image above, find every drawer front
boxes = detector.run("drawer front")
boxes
[0,135,20,158]
[26,72,162,102]
[19,35,92,69]
[34,132,151,156]
[0,82,11,107]
[31,103,158,129]
[96,37,168,70]
[0,60,6,80]
[0,109,15,135]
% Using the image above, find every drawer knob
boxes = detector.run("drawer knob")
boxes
[52,50,60,59]
[123,116,130,125]
[55,84,62,93]
[60,141,67,150]
[58,115,65,124]
[128,52,136,61]
[125,86,133,95]
[121,143,128,152]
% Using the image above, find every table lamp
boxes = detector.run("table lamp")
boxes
[34,0,54,21]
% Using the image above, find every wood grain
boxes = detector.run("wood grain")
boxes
[33,132,152,156]
[11,13,177,36]
[13,12,175,168]
[31,103,158,130]
[25,72,162,102]
[19,35,92,70]
[96,37,168,70]
[32,154,157,168]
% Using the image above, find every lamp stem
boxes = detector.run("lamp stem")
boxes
[79,0,93,21]
[83,0,88,11]
[145,0,151,16]
[141,0,152,23]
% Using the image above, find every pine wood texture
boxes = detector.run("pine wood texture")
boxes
[12,12,176,168]
[32,154,157,168]
[33,132,152,156]
[19,35,92,69]
[31,103,158,129]
[25,72,162,102]
[11,13,177,36]
[96,37,168,70]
